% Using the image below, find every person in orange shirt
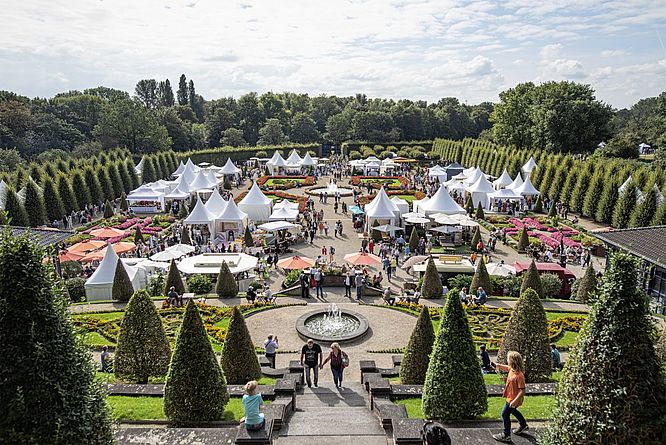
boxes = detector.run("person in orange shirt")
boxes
[492,351,528,442]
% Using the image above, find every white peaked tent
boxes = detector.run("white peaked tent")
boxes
[462,166,476,176]
[618,176,633,194]
[300,152,316,167]
[266,151,287,174]
[85,246,140,301]
[185,158,199,173]
[215,198,248,236]
[391,196,410,217]
[127,184,165,211]
[417,185,466,216]
[507,172,524,192]
[428,165,447,183]
[205,188,228,215]
[184,199,215,228]
[463,167,484,185]
[514,176,539,196]
[0,179,8,210]
[220,158,241,175]
[521,157,537,176]
[189,170,214,192]
[366,188,399,229]
[493,169,513,190]
[134,157,145,175]
[173,161,185,176]
[164,178,191,200]
[238,181,272,221]
[205,169,220,188]
[179,162,197,185]
[274,199,299,210]
[286,149,303,165]
[466,175,495,209]
[269,206,299,221]
[489,187,523,202]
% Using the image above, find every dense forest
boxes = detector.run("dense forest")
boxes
[0,74,664,172]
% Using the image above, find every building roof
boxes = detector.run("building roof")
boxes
[7,227,75,248]
[594,226,666,269]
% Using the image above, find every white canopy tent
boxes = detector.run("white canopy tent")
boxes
[463,167,484,185]
[164,178,192,200]
[172,161,185,176]
[183,199,215,236]
[189,170,216,192]
[85,246,142,301]
[466,175,495,209]
[521,157,537,177]
[462,166,477,176]
[416,185,466,216]
[273,199,299,210]
[300,152,317,167]
[177,252,258,275]
[391,196,410,219]
[258,221,299,231]
[489,187,523,203]
[428,165,448,183]
[266,151,287,174]
[135,157,145,175]
[127,185,166,212]
[215,198,249,237]
[286,149,303,165]
[238,182,272,222]
[0,180,8,209]
[507,172,524,192]
[493,169,513,190]
[618,175,633,194]
[268,207,299,221]
[364,161,381,176]
[204,188,228,215]
[486,262,516,277]
[220,158,241,176]
[365,188,399,230]
[513,176,540,196]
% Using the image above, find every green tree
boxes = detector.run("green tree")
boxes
[220,307,262,384]
[534,194,543,213]
[164,301,229,422]
[595,177,620,224]
[176,74,188,106]
[120,192,128,212]
[465,196,474,215]
[114,290,171,383]
[94,99,171,153]
[421,256,443,298]
[216,261,238,298]
[576,265,598,303]
[42,177,65,222]
[653,199,666,226]
[4,187,28,226]
[244,225,253,247]
[56,173,79,214]
[470,226,481,249]
[517,227,529,252]
[257,118,287,146]
[84,167,103,204]
[612,181,638,229]
[520,260,544,298]
[125,160,139,189]
[180,227,191,245]
[220,127,246,147]
[629,185,658,228]
[164,259,186,295]
[408,228,419,253]
[422,291,487,419]
[96,164,114,201]
[547,201,557,218]
[112,259,134,302]
[103,200,113,219]
[469,259,492,295]
[141,156,157,183]
[474,201,485,219]
[0,231,114,444]
[497,288,551,382]
[582,168,605,218]
[290,112,320,143]
[400,306,435,385]
[542,253,666,444]
[107,163,124,198]
[569,165,592,213]
[24,180,46,227]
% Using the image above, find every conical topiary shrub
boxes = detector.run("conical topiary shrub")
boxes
[103,200,113,219]
[24,180,46,227]
[517,227,529,252]
[534,194,543,213]
[244,225,253,247]
[178,203,188,219]
[134,226,142,244]
[42,177,65,222]
[469,258,492,295]
[422,291,487,419]
[164,301,229,422]
[470,226,481,249]
[4,188,28,226]
[520,260,543,298]
[112,259,134,302]
[400,306,435,384]
[120,192,128,211]
[220,307,262,384]
[114,290,171,383]
[465,196,474,215]
[612,182,637,229]
[408,228,419,253]
[180,228,191,245]
[164,259,186,295]
[629,185,657,228]
[0,231,114,444]
[421,256,443,298]
[497,288,551,382]
[216,261,238,298]
[542,253,666,444]
[547,202,557,218]
[189,193,198,212]
[576,264,598,303]
[474,202,485,220]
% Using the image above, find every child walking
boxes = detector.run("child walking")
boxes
[492,351,528,442]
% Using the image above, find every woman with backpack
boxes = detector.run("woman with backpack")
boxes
[320,342,348,389]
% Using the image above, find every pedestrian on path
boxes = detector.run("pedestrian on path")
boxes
[344,271,353,298]
[300,339,323,388]
[315,268,324,298]
[263,335,278,369]
[320,342,349,389]
[355,271,364,300]
[492,351,528,442]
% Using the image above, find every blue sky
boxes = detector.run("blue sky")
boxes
[1,0,664,108]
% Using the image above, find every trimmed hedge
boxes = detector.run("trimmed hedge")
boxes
[112,259,134,302]
[520,260,544,298]
[469,259,492,295]
[399,306,435,385]
[220,307,262,384]
[164,259,186,295]
[421,256,443,298]
[216,261,238,298]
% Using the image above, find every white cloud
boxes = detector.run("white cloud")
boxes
[601,49,628,58]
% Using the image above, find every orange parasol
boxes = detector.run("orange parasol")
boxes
[59,251,85,262]
[69,240,107,253]
[80,241,137,262]
[111,241,136,255]
[89,227,127,238]
[276,255,315,270]
[344,252,382,266]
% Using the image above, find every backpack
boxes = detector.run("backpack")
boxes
[341,351,349,368]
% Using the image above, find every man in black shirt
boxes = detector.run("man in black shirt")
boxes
[300,339,323,388]
[479,344,495,373]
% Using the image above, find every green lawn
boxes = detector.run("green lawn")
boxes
[265,178,307,186]
[81,332,116,348]
[546,311,586,321]
[72,311,124,321]
[396,395,556,420]
[107,396,268,421]
[555,330,579,348]
[390,372,560,386]
[96,373,276,385]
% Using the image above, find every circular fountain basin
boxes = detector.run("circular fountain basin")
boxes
[306,184,354,197]
[296,309,369,343]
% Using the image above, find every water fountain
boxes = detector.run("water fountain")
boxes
[296,303,369,343]
[306,180,353,197]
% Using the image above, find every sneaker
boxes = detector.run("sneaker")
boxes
[492,433,512,443]
[513,425,529,435]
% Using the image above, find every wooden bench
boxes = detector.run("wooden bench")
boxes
[438,255,461,263]
[234,419,273,444]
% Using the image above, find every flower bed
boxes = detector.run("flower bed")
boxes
[256,175,315,190]
[490,216,600,251]
[350,176,409,189]
[68,215,177,245]
[235,190,307,212]
[358,190,426,205]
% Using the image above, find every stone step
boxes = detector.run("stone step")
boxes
[274,436,389,445]
[280,407,384,436]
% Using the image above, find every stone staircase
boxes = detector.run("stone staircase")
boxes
[274,382,390,445]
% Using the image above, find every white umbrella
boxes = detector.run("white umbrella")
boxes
[430,225,461,233]
[405,217,430,224]
[150,250,183,261]
[166,244,196,255]
[372,224,404,233]
[403,212,427,219]
[258,221,299,231]
[486,262,516,277]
